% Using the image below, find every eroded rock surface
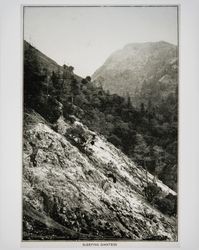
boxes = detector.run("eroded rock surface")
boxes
[23,111,177,241]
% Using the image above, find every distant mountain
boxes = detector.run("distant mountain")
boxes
[92,41,178,104]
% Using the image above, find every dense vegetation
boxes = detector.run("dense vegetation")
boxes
[24,41,177,192]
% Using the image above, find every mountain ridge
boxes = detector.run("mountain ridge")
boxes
[92,41,178,99]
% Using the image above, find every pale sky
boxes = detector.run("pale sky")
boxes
[24,6,178,77]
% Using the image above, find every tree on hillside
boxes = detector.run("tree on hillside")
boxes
[24,43,44,107]
[85,76,91,82]
[68,66,74,73]
[140,102,145,114]
[70,77,80,104]
[133,133,150,171]
[153,145,165,176]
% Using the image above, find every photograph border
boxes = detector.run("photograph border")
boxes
[21,3,179,246]
[0,0,199,249]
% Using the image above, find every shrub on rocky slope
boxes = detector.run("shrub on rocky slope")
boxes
[23,110,177,241]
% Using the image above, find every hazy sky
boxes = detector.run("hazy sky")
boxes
[24,6,178,77]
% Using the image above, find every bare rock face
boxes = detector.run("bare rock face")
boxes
[92,41,177,99]
[23,111,177,241]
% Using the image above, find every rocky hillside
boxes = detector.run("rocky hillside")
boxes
[23,110,177,241]
[92,41,178,103]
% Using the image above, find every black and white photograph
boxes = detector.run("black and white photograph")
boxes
[22,6,178,241]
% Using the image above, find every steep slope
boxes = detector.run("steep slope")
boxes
[24,41,82,81]
[23,110,177,241]
[92,41,177,101]
[24,40,62,73]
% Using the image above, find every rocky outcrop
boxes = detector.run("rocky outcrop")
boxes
[23,110,177,241]
[92,41,177,100]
